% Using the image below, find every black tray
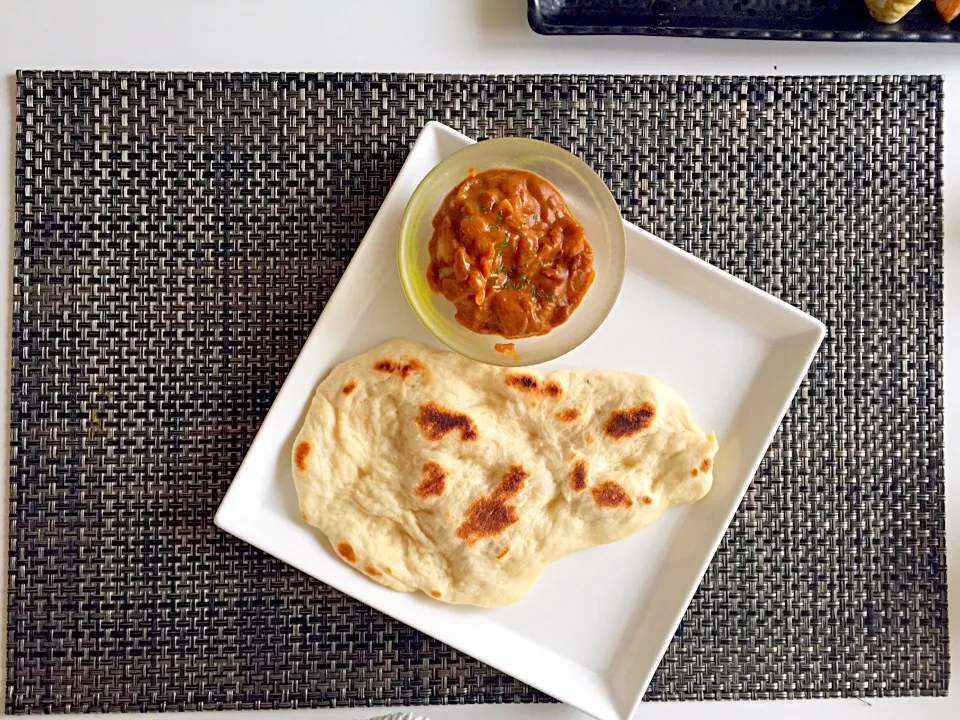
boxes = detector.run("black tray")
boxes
[528,0,960,41]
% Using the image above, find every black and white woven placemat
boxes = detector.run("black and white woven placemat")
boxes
[9,72,947,712]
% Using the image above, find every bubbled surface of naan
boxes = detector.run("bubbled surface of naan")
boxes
[292,339,718,607]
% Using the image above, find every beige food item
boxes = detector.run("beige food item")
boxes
[293,339,718,607]
[865,0,921,22]
[935,0,960,22]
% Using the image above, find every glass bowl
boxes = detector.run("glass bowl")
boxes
[397,136,626,367]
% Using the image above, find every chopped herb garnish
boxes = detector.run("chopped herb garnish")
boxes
[531,213,539,223]
[497,263,505,273]
[498,238,509,249]
[547,291,555,301]
[480,205,489,212]
[518,232,525,238]
[498,210,504,222]
[507,217,515,224]
[464,215,473,220]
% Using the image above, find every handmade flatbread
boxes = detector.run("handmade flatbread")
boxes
[293,339,718,607]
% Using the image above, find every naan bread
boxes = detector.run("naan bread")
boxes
[293,339,718,607]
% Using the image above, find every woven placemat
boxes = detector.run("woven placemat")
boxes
[9,72,947,712]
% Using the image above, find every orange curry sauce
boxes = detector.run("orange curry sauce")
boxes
[426,168,595,338]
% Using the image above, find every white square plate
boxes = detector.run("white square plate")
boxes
[215,122,825,720]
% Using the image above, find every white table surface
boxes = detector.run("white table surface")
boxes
[0,1,955,719]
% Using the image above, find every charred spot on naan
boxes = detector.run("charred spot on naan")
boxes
[456,464,529,545]
[604,403,656,439]
[456,497,517,545]
[506,373,539,392]
[375,357,428,381]
[498,465,527,498]
[294,441,311,471]
[570,459,588,492]
[341,381,358,396]
[416,402,479,441]
[364,565,383,577]
[415,461,447,499]
[336,543,357,564]
[591,480,634,509]
[700,458,712,473]
[556,407,581,423]
[400,359,425,379]
[429,590,442,598]
[496,546,510,559]
[690,468,699,477]
[374,359,397,374]
[641,495,653,505]
[506,374,563,399]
